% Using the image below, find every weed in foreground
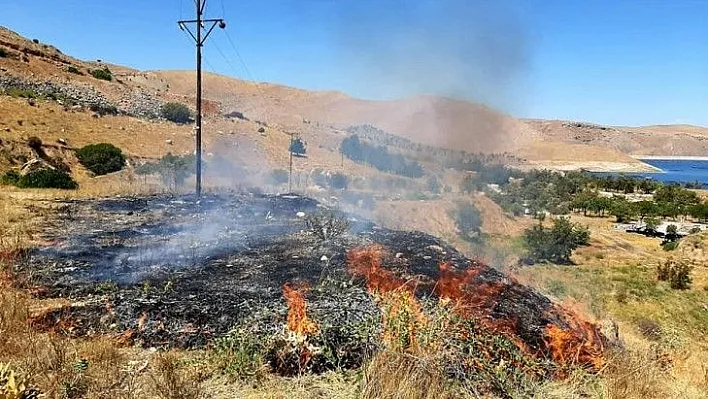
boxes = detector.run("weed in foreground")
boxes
[149,352,201,399]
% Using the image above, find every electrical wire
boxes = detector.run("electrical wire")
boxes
[223,29,256,84]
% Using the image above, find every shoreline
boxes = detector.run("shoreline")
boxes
[632,155,708,161]
[527,161,663,173]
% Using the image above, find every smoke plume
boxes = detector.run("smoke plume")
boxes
[331,0,533,113]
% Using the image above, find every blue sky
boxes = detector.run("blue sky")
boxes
[1,0,706,126]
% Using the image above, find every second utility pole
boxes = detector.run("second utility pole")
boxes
[178,0,225,197]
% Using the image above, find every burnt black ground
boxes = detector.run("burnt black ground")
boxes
[18,193,567,360]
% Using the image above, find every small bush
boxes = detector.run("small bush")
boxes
[27,136,42,150]
[211,330,267,380]
[656,258,692,289]
[161,102,191,124]
[0,170,20,186]
[90,68,112,81]
[0,47,7,58]
[427,176,442,194]
[76,143,126,176]
[661,241,679,251]
[304,211,350,240]
[67,65,83,75]
[455,202,482,242]
[0,363,33,399]
[16,169,78,189]
[4,88,38,99]
[149,352,201,399]
[689,226,702,234]
[32,39,39,44]
[637,319,662,341]
[89,103,118,116]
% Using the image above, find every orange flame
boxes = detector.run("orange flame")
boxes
[347,245,413,294]
[543,310,605,370]
[283,283,318,336]
[346,245,605,369]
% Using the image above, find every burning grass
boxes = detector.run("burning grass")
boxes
[8,192,703,397]
[346,244,606,373]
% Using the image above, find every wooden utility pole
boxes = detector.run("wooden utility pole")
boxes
[178,0,225,197]
[288,133,294,192]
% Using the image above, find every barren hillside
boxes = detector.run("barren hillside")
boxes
[1,24,702,176]
[524,119,708,158]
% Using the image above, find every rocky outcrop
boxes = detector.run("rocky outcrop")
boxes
[0,73,164,119]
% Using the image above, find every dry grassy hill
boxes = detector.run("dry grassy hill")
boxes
[524,119,708,158]
[1,24,676,174]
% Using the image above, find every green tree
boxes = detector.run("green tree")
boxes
[289,137,307,155]
[633,200,659,222]
[523,217,590,264]
[610,197,636,223]
[644,217,660,232]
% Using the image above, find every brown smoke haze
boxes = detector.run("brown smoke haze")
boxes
[330,0,534,115]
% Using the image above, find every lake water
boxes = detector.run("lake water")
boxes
[616,159,708,186]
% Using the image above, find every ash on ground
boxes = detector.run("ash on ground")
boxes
[17,193,599,372]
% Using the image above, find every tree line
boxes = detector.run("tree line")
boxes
[340,135,424,178]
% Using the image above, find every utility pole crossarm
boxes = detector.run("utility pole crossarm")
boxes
[177,0,225,198]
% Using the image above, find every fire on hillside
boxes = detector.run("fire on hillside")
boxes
[14,193,605,377]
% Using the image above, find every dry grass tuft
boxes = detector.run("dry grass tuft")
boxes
[149,352,202,399]
[601,348,670,399]
[361,351,451,399]
[0,290,31,357]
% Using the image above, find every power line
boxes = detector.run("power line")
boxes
[223,30,256,83]
[210,39,242,79]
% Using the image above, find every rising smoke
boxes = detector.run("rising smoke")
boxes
[330,0,533,114]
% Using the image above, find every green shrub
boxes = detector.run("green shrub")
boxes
[0,170,20,185]
[16,169,78,189]
[161,102,191,124]
[0,47,7,58]
[211,330,267,380]
[689,226,702,234]
[90,68,112,81]
[75,143,126,176]
[656,259,692,289]
[67,65,83,75]
[661,241,679,251]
